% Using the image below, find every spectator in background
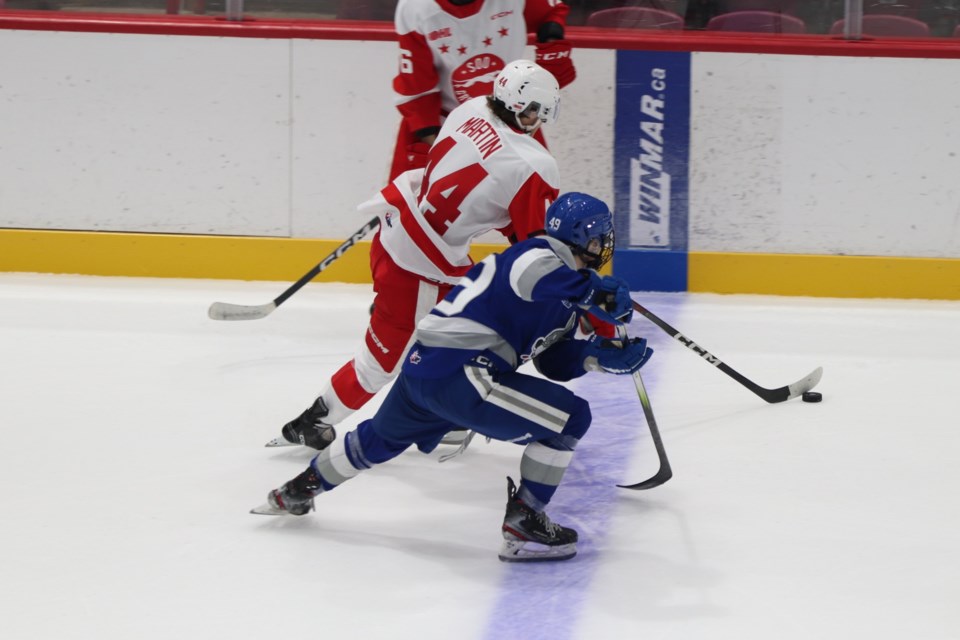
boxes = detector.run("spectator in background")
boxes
[389,0,576,180]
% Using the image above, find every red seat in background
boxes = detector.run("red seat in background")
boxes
[706,10,807,32]
[829,14,931,36]
[586,6,686,29]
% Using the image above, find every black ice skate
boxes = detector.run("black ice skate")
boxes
[265,397,336,449]
[250,466,324,516]
[498,477,578,562]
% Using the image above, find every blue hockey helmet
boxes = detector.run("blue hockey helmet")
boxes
[544,193,615,270]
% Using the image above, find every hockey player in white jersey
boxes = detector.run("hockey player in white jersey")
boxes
[253,193,654,563]
[388,0,576,179]
[270,60,566,452]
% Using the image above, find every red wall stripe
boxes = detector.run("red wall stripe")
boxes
[1,9,958,58]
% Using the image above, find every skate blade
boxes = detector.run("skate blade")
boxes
[250,502,289,515]
[438,430,477,463]
[264,436,299,448]
[440,430,471,446]
[497,536,577,563]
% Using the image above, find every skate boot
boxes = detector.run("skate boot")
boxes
[250,465,323,516]
[265,398,336,449]
[498,477,578,562]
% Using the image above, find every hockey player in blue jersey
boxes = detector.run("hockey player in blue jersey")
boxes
[252,192,653,562]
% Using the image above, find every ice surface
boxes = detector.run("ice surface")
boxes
[1,274,957,640]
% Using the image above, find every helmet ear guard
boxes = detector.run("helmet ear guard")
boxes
[544,193,615,270]
[492,60,561,133]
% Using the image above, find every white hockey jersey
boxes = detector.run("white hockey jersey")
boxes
[393,0,569,132]
[360,96,560,285]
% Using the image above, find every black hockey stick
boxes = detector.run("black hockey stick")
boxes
[208,217,381,321]
[631,300,822,403]
[619,369,673,490]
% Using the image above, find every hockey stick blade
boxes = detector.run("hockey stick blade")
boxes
[782,366,823,401]
[618,468,673,491]
[631,300,823,404]
[619,370,673,490]
[208,301,278,321]
[207,216,381,322]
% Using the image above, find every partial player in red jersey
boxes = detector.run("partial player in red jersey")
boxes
[267,60,564,451]
[389,0,576,180]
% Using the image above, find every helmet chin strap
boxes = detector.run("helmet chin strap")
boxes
[514,112,542,135]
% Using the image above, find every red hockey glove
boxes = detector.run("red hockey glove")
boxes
[535,40,576,88]
[405,142,431,171]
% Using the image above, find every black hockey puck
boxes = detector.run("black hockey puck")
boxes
[802,391,822,403]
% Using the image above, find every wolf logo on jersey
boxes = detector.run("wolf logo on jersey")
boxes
[525,316,577,363]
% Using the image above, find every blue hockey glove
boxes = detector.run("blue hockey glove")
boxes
[579,272,634,325]
[583,336,653,375]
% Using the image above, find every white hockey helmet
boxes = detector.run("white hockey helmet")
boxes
[492,60,561,133]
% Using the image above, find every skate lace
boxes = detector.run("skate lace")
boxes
[312,423,335,438]
[535,510,560,535]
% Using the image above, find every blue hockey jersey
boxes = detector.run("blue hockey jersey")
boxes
[402,236,595,381]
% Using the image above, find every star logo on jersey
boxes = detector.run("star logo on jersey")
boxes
[498,27,509,37]
[457,45,468,55]
[439,44,450,54]
[483,36,492,47]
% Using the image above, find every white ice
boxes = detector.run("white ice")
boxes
[1,273,958,640]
